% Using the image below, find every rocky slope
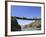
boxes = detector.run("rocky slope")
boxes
[11,16,21,31]
[24,20,41,30]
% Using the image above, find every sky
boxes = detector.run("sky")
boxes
[11,5,41,25]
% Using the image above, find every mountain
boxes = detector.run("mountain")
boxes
[29,20,41,28]
[24,20,41,29]
[11,16,21,31]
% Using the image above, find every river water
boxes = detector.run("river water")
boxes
[21,25,40,31]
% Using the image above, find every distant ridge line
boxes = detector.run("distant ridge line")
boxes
[16,17,41,20]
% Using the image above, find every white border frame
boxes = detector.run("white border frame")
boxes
[7,1,45,35]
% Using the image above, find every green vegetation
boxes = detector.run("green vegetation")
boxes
[11,16,21,31]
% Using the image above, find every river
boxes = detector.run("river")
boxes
[21,25,41,31]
